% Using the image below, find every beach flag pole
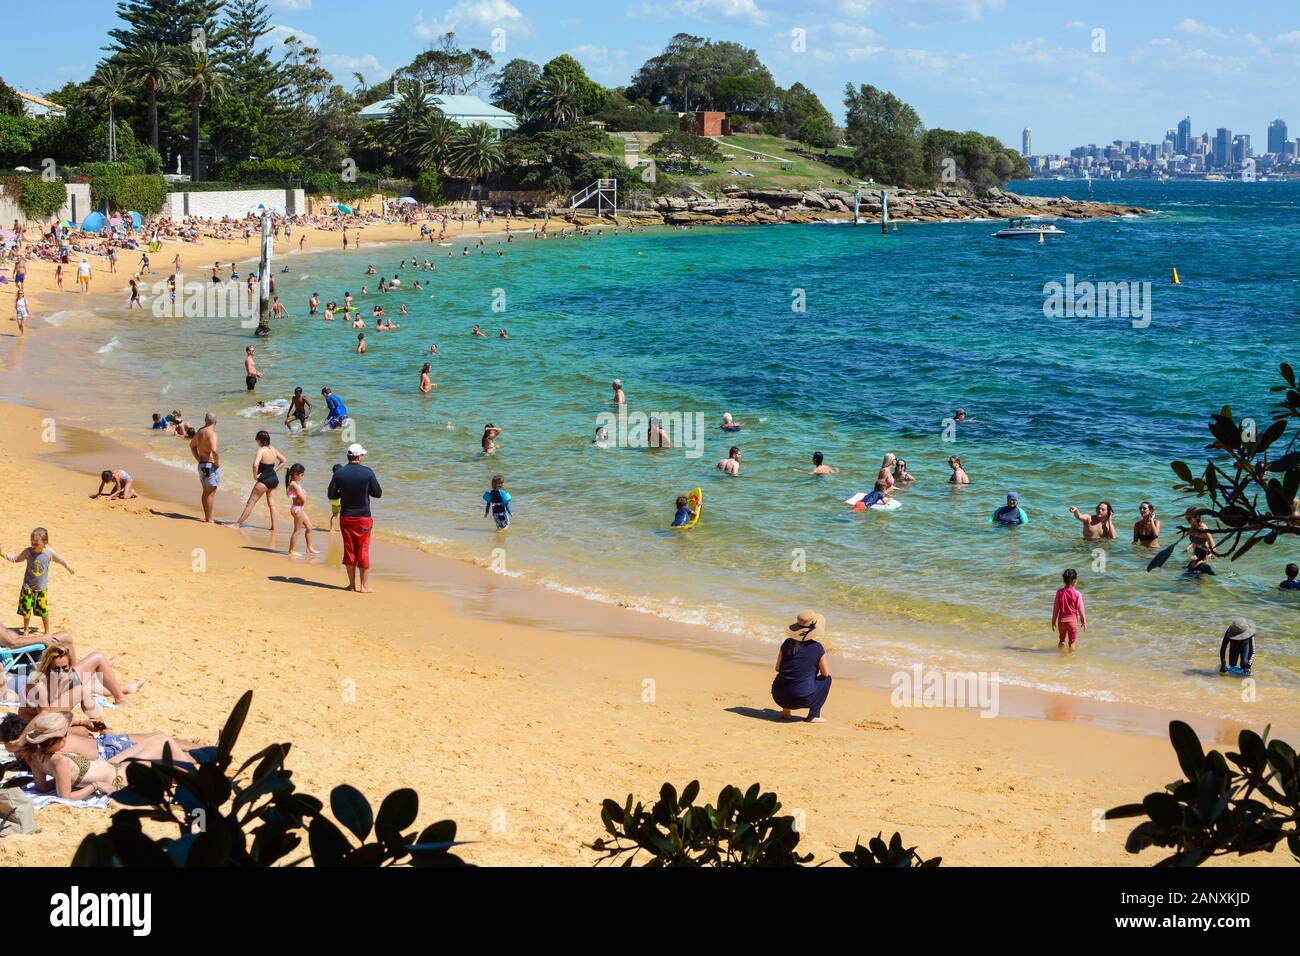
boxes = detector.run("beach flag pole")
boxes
[255,213,272,336]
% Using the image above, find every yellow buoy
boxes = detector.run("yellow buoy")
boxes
[1171,267,1181,285]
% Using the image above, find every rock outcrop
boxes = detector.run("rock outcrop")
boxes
[556,185,1147,227]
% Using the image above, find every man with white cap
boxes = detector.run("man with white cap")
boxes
[1218,618,1256,675]
[327,443,382,592]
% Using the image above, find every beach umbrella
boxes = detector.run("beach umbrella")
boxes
[398,197,418,205]
[335,203,354,215]
[58,220,73,229]
[80,212,107,233]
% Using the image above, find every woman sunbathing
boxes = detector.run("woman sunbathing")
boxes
[19,641,144,721]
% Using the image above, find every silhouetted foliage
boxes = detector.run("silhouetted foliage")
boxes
[71,692,471,867]
[1147,362,1300,571]
[839,832,942,867]
[1107,720,1300,866]
[590,780,939,867]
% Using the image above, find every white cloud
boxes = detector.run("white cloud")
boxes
[837,0,1004,26]
[416,0,529,40]
[269,0,312,11]
[264,24,319,50]
[570,44,609,64]
[323,53,391,83]
[627,0,769,28]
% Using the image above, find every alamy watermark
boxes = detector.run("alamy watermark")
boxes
[1043,273,1151,329]
[890,665,1000,718]
[595,407,705,458]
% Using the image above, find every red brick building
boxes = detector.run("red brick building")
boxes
[679,111,731,137]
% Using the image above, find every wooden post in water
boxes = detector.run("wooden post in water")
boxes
[255,213,272,336]
[853,189,860,226]
[880,190,888,235]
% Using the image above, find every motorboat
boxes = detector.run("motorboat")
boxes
[991,217,1065,239]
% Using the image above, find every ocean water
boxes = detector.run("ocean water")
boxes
[14,180,1300,724]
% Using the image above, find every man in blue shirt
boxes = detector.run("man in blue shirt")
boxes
[321,386,349,429]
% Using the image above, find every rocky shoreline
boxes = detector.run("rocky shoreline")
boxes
[566,185,1148,226]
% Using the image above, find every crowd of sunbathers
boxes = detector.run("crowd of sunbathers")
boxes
[0,528,200,801]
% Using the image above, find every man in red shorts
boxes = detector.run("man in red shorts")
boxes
[327,443,383,593]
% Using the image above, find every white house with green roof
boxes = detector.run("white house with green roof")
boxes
[358,79,517,134]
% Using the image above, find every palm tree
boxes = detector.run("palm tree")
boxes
[447,123,504,200]
[529,74,580,130]
[176,49,227,181]
[414,111,456,176]
[383,83,429,160]
[121,42,179,155]
[87,66,132,162]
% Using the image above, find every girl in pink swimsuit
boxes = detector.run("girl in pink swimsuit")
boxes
[285,464,319,557]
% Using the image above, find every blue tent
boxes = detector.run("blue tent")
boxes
[80,211,106,233]
[126,211,142,228]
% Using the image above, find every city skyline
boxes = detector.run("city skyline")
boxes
[2,0,1297,156]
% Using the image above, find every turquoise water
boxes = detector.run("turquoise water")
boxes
[26,180,1300,722]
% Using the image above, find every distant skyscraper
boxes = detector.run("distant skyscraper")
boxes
[1176,116,1191,154]
[1268,119,1288,154]
[1022,127,1032,158]
[1233,134,1250,165]
[1214,127,1232,168]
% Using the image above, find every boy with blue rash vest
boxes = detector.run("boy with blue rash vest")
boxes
[483,475,512,530]
[991,492,1027,526]
[320,387,348,429]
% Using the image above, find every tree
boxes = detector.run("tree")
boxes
[0,114,41,167]
[797,114,838,152]
[1145,362,1300,571]
[400,32,495,95]
[384,83,431,158]
[107,0,224,52]
[649,130,722,173]
[121,42,180,154]
[529,73,581,131]
[922,129,1027,192]
[446,123,504,199]
[491,58,540,123]
[413,111,456,176]
[629,34,774,112]
[842,82,928,188]
[775,82,832,139]
[0,76,24,117]
[87,66,133,162]
[1107,720,1300,866]
[176,48,226,180]
[539,55,603,117]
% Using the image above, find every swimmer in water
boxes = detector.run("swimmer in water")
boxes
[593,427,611,447]
[471,325,486,337]
[499,328,508,339]
[893,459,916,485]
[721,412,743,431]
[804,451,836,475]
[1132,502,1161,548]
[947,455,970,484]
[429,344,439,356]
[1068,501,1117,540]
[481,423,502,456]
[419,363,434,394]
[611,380,625,405]
[356,332,367,354]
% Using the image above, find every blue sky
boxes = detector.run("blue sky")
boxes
[9,0,1298,153]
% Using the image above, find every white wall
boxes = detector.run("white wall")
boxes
[162,188,306,220]
[0,183,91,228]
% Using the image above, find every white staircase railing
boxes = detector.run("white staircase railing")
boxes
[570,178,618,215]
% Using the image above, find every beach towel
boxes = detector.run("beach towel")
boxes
[20,783,111,811]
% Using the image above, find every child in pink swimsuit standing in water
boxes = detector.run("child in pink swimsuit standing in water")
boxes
[1051,568,1087,651]
[285,464,319,557]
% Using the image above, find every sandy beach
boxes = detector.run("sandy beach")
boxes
[1,216,1284,869]
[0,392,1242,868]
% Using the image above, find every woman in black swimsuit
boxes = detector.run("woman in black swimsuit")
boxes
[230,430,286,532]
[1132,501,1161,548]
